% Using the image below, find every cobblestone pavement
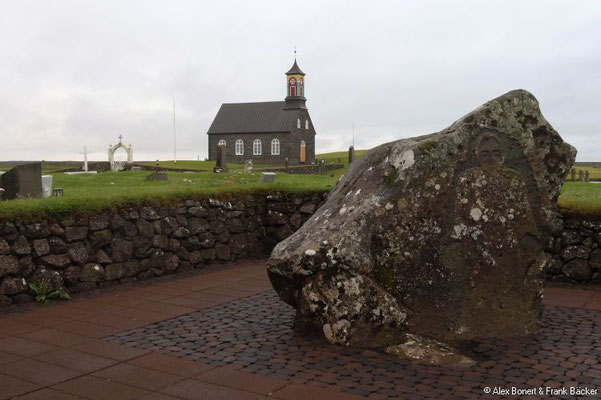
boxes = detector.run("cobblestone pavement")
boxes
[1,259,600,400]
[106,290,601,399]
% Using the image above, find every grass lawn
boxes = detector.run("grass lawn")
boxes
[558,181,601,216]
[1,148,600,219]
[136,160,279,171]
[0,171,336,218]
[139,150,369,173]
[317,150,368,167]
[0,161,81,174]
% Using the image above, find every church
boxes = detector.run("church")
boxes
[207,59,316,165]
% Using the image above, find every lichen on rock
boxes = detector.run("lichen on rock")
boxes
[267,90,576,352]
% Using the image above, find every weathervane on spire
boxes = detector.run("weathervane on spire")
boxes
[294,46,297,59]
[118,134,123,143]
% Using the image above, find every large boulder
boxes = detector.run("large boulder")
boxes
[268,90,576,349]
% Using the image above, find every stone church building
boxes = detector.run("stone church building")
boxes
[207,59,316,164]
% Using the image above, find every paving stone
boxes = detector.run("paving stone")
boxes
[105,290,601,398]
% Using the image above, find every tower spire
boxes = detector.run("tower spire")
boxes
[284,52,306,109]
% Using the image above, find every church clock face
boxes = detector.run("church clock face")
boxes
[290,78,296,85]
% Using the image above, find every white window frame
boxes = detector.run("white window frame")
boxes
[235,139,244,155]
[271,138,280,155]
[305,119,309,129]
[297,118,301,129]
[218,139,226,147]
[253,139,262,156]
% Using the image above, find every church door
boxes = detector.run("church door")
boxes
[300,140,306,163]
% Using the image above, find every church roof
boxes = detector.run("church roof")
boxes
[286,59,305,75]
[207,101,302,134]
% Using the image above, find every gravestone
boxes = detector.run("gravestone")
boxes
[579,169,584,182]
[268,90,576,357]
[146,172,168,181]
[260,172,276,183]
[214,145,228,173]
[585,170,590,182]
[244,160,253,173]
[570,169,576,181]
[348,146,355,164]
[319,160,326,175]
[0,163,43,200]
[41,175,53,198]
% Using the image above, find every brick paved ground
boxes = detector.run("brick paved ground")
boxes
[0,258,600,399]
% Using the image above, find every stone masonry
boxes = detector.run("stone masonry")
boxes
[0,192,326,306]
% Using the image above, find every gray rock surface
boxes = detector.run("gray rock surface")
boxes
[268,90,576,348]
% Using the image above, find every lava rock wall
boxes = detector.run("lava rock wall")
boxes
[0,192,326,307]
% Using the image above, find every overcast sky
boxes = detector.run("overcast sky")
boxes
[1,0,599,162]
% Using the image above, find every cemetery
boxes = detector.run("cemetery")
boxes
[0,89,600,399]
[0,0,600,393]
[0,83,601,399]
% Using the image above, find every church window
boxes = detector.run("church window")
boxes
[305,119,309,129]
[289,78,297,96]
[218,139,226,147]
[235,139,244,155]
[253,139,262,156]
[271,139,280,155]
[297,119,301,129]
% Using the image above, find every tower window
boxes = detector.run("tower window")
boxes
[305,119,309,129]
[235,139,244,155]
[289,78,297,96]
[297,119,301,129]
[271,138,280,155]
[218,139,226,147]
[253,139,262,156]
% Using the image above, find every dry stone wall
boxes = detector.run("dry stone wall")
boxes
[0,192,326,307]
[0,188,596,308]
[548,214,601,283]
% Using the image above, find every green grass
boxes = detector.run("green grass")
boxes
[0,161,80,174]
[0,171,335,219]
[558,181,601,216]
[315,150,368,178]
[1,149,600,220]
[316,150,368,167]
[136,160,278,171]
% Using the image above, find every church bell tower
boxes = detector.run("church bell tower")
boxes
[284,58,307,109]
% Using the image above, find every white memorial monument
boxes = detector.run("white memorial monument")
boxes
[108,135,134,171]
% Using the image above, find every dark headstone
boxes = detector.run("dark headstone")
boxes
[570,169,576,181]
[146,172,168,181]
[260,172,276,183]
[268,90,576,353]
[585,170,590,182]
[348,146,355,164]
[0,163,43,200]
[579,169,584,181]
[214,145,228,172]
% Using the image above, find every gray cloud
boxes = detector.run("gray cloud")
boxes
[0,0,599,161]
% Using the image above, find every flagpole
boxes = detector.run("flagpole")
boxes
[173,98,177,164]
